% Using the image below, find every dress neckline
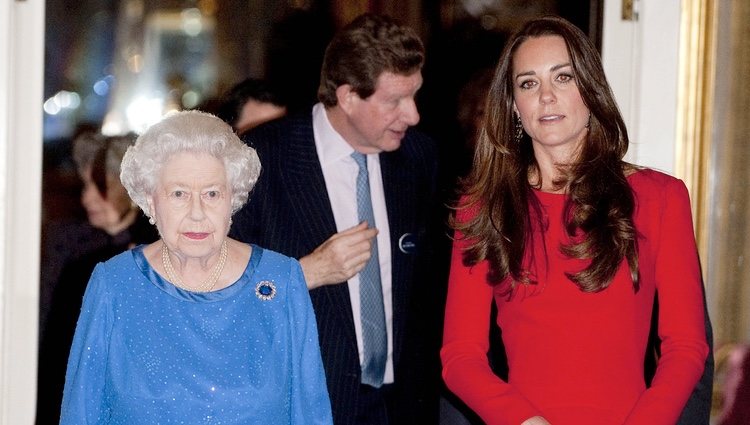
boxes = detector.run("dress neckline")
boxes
[531,168,647,203]
[131,243,263,302]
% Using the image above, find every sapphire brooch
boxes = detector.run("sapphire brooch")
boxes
[255,280,277,301]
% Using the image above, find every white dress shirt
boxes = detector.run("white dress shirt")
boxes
[312,103,394,384]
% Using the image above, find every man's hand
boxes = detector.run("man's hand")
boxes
[299,222,378,289]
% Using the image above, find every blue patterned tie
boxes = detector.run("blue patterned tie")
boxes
[351,151,387,387]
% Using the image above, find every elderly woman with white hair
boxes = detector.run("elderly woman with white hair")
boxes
[59,110,333,424]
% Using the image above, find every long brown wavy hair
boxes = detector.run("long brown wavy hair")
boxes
[454,16,639,293]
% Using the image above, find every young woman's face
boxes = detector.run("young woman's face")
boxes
[512,35,590,158]
[80,167,132,234]
[148,152,232,261]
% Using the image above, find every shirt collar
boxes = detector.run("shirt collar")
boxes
[312,102,356,167]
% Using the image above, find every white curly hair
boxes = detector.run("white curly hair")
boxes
[120,110,261,217]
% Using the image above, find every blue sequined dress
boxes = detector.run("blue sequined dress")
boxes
[60,244,333,424]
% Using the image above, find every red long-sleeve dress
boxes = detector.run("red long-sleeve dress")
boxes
[441,169,708,425]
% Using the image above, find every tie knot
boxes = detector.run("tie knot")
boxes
[351,151,367,170]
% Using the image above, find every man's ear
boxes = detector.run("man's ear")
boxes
[336,84,356,114]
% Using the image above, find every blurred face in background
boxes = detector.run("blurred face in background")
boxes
[236,100,287,135]
[80,167,134,235]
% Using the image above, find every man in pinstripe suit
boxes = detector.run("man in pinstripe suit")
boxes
[231,13,443,425]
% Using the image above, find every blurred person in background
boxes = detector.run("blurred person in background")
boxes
[216,77,288,136]
[716,345,750,425]
[37,132,158,425]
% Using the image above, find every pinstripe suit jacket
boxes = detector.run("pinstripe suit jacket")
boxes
[230,112,442,424]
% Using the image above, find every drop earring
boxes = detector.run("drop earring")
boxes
[514,114,524,143]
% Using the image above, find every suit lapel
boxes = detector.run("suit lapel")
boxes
[279,120,357,341]
[280,125,337,244]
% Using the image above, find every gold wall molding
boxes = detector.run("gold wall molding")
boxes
[675,0,717,265]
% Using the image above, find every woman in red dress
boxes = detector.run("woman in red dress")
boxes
[441,16,708,425]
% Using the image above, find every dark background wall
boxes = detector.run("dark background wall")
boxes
[42,0,599,223]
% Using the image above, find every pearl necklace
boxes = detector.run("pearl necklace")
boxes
[161,239,228,292]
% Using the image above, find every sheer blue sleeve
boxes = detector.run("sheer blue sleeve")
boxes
[287,260,333,424]
[59,263,113,424]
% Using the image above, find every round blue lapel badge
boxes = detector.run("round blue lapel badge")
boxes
[255,280,277,301]
[398,233,417,254]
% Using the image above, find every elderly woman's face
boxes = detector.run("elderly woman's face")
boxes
[511,35,590,157]
[148,152,231,259]
[80,167,132,234]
